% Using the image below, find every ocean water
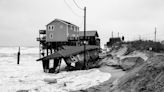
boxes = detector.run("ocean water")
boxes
[0,46,111,92]
[0,46,43,91]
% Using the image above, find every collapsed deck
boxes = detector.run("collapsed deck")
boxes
[37,45,100,73]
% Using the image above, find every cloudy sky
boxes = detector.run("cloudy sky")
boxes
[0,0,164,47]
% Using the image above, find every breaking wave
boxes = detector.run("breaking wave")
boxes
[0,46,39,57]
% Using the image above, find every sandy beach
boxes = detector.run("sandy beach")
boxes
[77,66,126,92]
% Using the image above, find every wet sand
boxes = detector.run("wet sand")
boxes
[73,66,126,92]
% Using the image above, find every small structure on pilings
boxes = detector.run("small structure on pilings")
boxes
[36,19,100,73]
[106,37,122,47]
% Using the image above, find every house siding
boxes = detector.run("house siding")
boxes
[46,21,67,42]
[68,25,79,38]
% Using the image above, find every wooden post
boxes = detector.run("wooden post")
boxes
[17,46,20,64]
[42,60,46,72]
[57,59,61,73]
[155,27,157,42]
[39,33,41,58]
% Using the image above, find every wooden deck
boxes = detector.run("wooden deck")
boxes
[37,45,99,61]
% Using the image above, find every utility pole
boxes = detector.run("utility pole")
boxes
[154,27,157,42]
[111,31,113,38]
[83,7,87,69]
[118,32,119,37]
[139,35,141,40]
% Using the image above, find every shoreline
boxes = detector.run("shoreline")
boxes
[73,65,126,92]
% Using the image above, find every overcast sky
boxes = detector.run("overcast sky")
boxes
[0,0,164,47]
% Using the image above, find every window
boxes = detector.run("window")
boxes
[49,33,53,39]
[48,25,55,31]
[52,25,55,31]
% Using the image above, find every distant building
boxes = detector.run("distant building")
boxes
[79,31,100,46]
[161,40,164,45]
[106,37,122,47]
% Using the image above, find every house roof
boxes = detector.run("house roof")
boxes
[161,40,164,44]
[46,18,79,27]
[37,45,99,61]
[39,30,46,34]
[79,31,99,37]
[58,45,99,57]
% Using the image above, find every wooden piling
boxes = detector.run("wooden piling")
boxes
[17,46,20,64]
[57,59,61,73]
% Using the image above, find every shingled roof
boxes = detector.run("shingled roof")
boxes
[46,18,79,27]
[79,31,99,37]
